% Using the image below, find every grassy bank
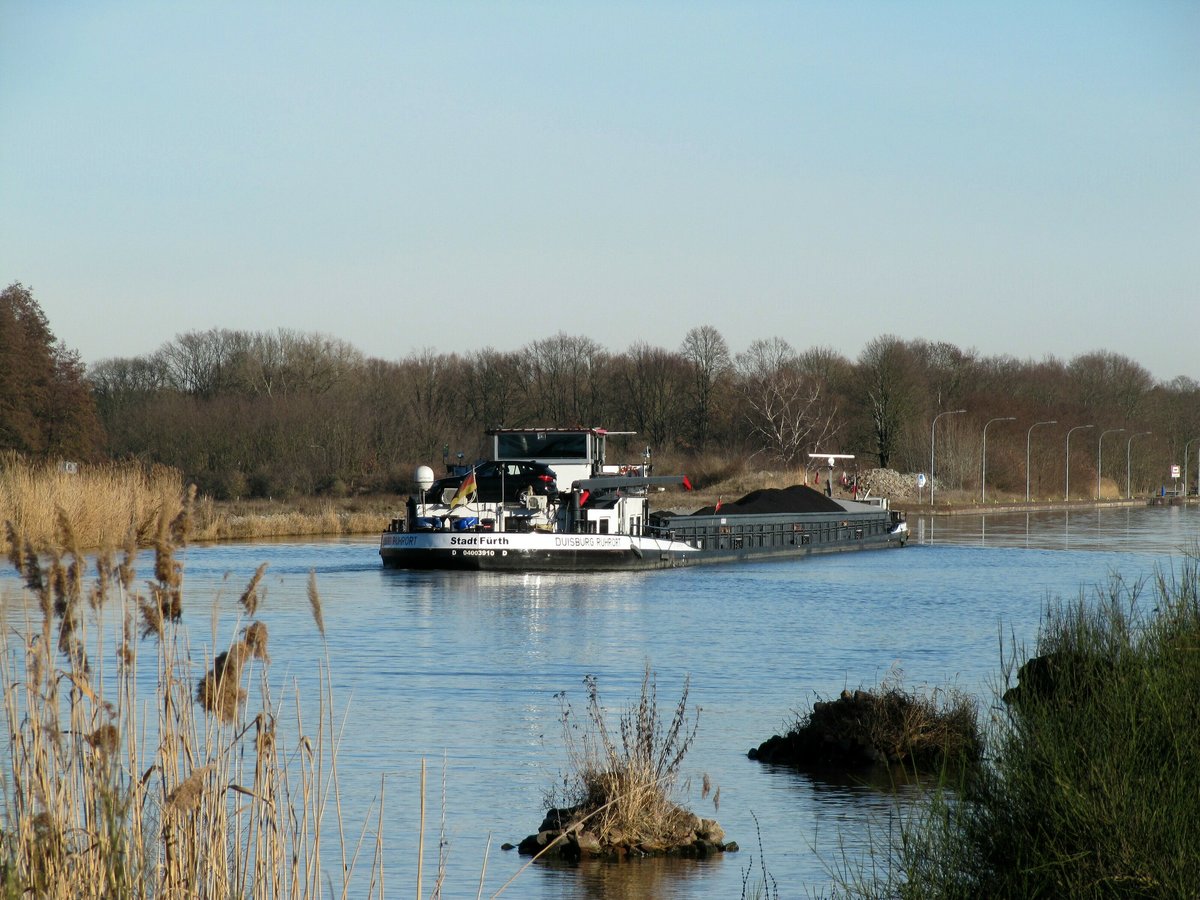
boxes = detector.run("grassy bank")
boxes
[846,555,1200,898]
[0,451,185,550]
[0,453,396,549]
[0,451,809,549]
[4,449,1168,552]
[195,495,396,543]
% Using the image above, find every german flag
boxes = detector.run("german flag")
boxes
[450,470,477,507]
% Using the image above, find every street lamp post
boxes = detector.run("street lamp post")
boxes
[1097,428,1125,499]
[1064,425,1094,501]
[981,416,1016,502]
[1127,432,1152,499]
[931,409,966,506]
[1026,420,1057,502]
[1185,437,1200,498]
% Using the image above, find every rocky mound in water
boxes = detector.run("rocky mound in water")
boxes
[689,484,844,516]
[748,686,982,773]
[511,804,734,861]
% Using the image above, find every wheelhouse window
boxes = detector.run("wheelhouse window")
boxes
[495,432,589,461]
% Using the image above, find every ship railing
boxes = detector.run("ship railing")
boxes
[408,497,553,534]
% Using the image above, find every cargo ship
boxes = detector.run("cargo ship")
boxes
[379,428,907,572]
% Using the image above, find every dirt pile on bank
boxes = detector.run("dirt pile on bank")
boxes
[859,468,920,500]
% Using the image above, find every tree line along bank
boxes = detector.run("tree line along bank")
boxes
[3,282,1196,502]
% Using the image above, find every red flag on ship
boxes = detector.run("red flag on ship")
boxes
[715,497,722,512]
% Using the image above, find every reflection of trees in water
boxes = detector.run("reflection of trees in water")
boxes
[916,507,1195,554]
[757,759,937,807]
[748,762,936,879]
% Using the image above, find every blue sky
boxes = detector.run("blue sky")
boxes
[2,2,1197,380]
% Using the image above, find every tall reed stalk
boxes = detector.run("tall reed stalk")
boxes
[0,498,376,898]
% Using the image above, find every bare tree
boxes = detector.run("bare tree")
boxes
[90,355,171,400]
[399,349,463,458]
[617,341,686,447]
[734,337,839,466]
[523,333,608,425]
[679,325,732,448]
[461,348,528,428]
[910,339,977,410]
[154,328,362,399]
[856,335,920,469]
[1068,350,1153,425]
[157,329,239,397]
[351,358,426,475]
[77,321,1190,499]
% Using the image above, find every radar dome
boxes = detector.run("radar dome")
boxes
[414,465,435,491]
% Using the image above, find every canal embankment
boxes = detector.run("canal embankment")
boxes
[893,496,1198,517]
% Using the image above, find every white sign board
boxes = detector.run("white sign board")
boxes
[917,473,927,488]
[1171,465,1181,479]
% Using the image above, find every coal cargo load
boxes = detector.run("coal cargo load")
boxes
[691,485,844,516]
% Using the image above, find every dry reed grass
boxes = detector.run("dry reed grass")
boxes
[550,665,709,851]
[0,453,392,550]
[0,451,184,551]
[0,497,376,898]
[206,507,391,541]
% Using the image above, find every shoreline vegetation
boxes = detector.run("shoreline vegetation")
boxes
[841,555,1200,897]
[4,281,1190,542]
[0,453,394,550]
[2,452,1181,553]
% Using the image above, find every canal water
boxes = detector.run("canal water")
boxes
[3,503,1199,898]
